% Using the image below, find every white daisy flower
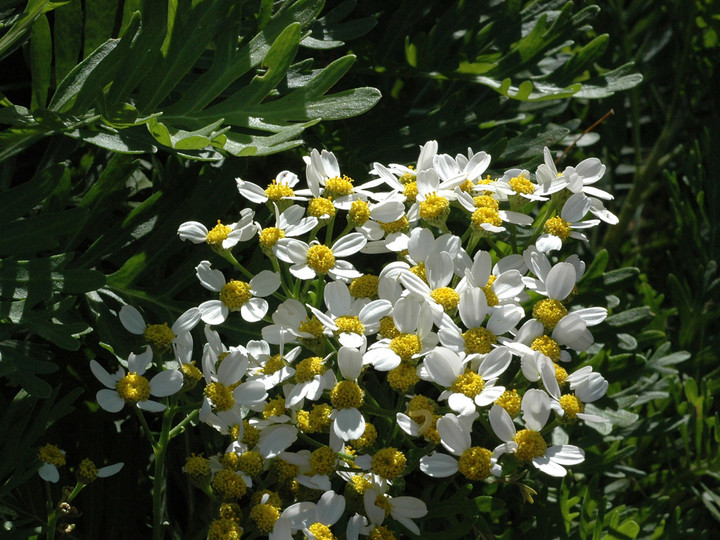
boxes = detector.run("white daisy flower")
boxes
[284,352,337,408]
[177,208,257,250]
[257,203,318,256]
[329,346,367,441]
[536,192,601,253]
[195,260,281,324]
[420,412,502,480]
[272,490,346,540]
[118,305,200,361]
[363,487,428,536]
[489,390,585,477]
[455,188,535,235]
[37,443,66,483]
[275,233,366,282]
[236,170,305,206]
[540,361,607,424]
[90,347,182,413]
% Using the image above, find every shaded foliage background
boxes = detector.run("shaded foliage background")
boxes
[1,0,718,538]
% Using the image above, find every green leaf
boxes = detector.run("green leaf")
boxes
[0,0,70,62]
[605,307,655,329]
[83,0,120,57]
[0,340,57,397]
[0,207,88,256]
[0,163,61,222]
[52,0,82,83]
[29,13,51,109]
[603,267,640,287]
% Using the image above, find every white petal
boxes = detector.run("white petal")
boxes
[561,192,591,222]
[119,305,146,334]
[236,179,269,203]
[478,347,512,379]
[332,233,367,257]
[535,234,562,253]
[250,270,282,297]
[338,347,363,380]
[137,399,166,412]
[39,463,60,483]
[333,408,366,441]
[391,496,428,519]
[521,389,551,431]
[127,346,152,375]
[316,490,346,526]
[90,359,122,389]
[546,262,576,301]
[233,381,268,406]
[532,456,567,477]
[198,300,228,325]
[419,452,459,477]
[241,298,268,323]
[172,307,201,334]
[96,463,124,478]
[489,404,516,442]
[97,389,125,412]
[150,370,183,397]
[177,221,209,243]
[458,288,488,328]
[436,414,470,456]
[545,444,585,465]
[195,261,225,292]
[258,425,298,459]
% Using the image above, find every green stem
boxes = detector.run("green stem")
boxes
[152,405,175,540]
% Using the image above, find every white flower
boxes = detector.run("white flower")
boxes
[420,412,502,480]
[275,233,366,282]
[489,390,585,477]
[237,170,305,205]
[540,362,606,424]
[329,346,367,441]
[433,148,492,187]
[90,347,182,413]
[177,208,257,250]
[258,203,318,256]
[195,261,280,324]
[536,193,601,253]
[363,487,428,535]
[271,490,346,540]
[118,304,200,361]
[455,188,534,234]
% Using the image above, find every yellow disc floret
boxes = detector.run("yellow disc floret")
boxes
[38,444,66,467]
[184,453,211,478]
[558,394,584,421]
[351,423,378,450]
[324,175,354,198]
[208,518,243,540]
[310,446,337,475]
[409,262,427,282]
[144,323,176,352]
[242,420,259,446]
[387,363,419,393]
[451,370,485,398]
[220,280,252,310]
[403,181,418,202]
[265,179,295,201]
[299,317,325,340]
[379,215,409,234]
[513,429,547,461]
[250,503,280,533]
[458,447,493,481]
[294,356,326,383]
[273,458,298,481]
[205,381,235,412]
[206,221,232,245]
[419,193,450,222]
[533,299,568,329]
[76,458,99,484]
[462,327,497,354]
[509,175,535,195]
[482,275,499,306]
[495,389,522,417]
[531,335,561,362]
[259,227,285,250]
[330,380,364,409]
[335,315,365,336]
[117,372,151,404]
[218,502,244,521]
[307,522,336,540]
[263,396,286,419]
[308,197,336,219]
[306,244,335,275]
[349,274,379,299]
[348,199,370,227]
[554,363,568,386]
[372,447,406,480]
[378,316,399,339]
[369,525,397,540]
[430,287,460,312]
[262,354,284,375]
[544,216,571,241]
[211,468,247,500]
[389,333,422,362]
[471,207,502,230]
[308,403,334,433]
[474,195,499,209]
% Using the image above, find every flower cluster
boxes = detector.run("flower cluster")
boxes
[98,141,617,538]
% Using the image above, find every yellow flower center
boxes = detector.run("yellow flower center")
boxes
[221,452,242,471]
[308,403,334,433]
[211,468,247,500]
[349,274,379,298]
[482,275,499,306]
[451,369,485,398]
[228,424,242,441]
[531,335,561,362]
[544,216,571,240]
[407,394,439,414]
[117,372,151,404]
[208,518,243,540]
[181,362,203,383]
[218,501,244,521]
[389,333,422,362]
[459,179,475,192]
[495,389,522,417]
[308,197,336,219]
[273,458,299,481]
[372,447,406,480]
[430,287,460,312]
[419,192,450,222]
[349,475,373,495]
[143,323,176,352]
[263,396,286,419]
[75,458,99,484]
[472,207,502,229]
[237,451,264,477]
[378,215,409,234]
[206,221,232,245]
[532,299,568,329]
[559,394,584,421]
[462,327,497,354]
[259,227,285,249]
[38,444,65,467]
[306,244,336,275]
[378,316,399,339]
[324,175,354,198]
[403,181,418,202]
[299,316,325,339]
[251,489,282,508]
[458,447,493,481]
[262,354,284,375]
[399,169,415,184]
[351,422,378,450]
[330,380,364,409]
[310,446,337,475]
[242,420,259,446]
[514,429,547,461]
[387,362,419,392]
[184,454,211,478]
[250,503,280,533]
[509,175,535,195]
[205,381,235,412]
[265,179,294,201]
[307,522,336,540]
[348,199,370,227]
[219,280,252,310]
[375,494,392,517]
[554,363,568,386]
[335,315,365,336]
[409,261,427,282]
[474,195,499,209]
[369,525,397,540]
[294,357,326,383]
